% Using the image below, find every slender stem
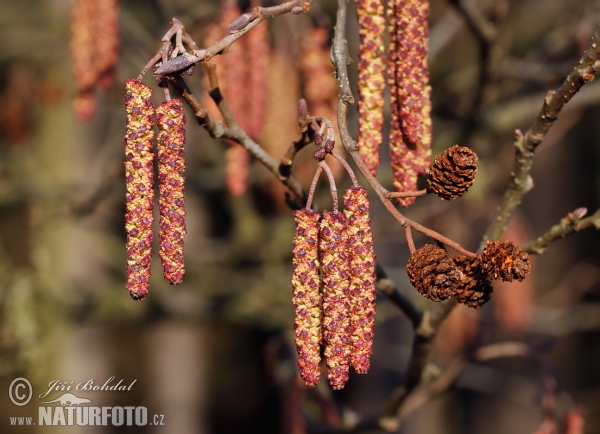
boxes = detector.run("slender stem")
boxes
[306,166,323,210]
[330,150,359,187]
[319,161,338,211]
[405,226,416,254]
[387,189,429,199]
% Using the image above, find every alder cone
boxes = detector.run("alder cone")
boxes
[453,255,493,309]
[480,240,532,282]
[428,145,478,200]
[406,244,461,301]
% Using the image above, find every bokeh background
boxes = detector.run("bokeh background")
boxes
[1,0,600,433]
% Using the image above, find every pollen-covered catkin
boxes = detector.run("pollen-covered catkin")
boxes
[156,99,187,285]
[291,209,322,387]
[356,0,386,175]
[124,79,155,300]
[388,0,432,206]
[320,211,351,390]
[343,187,376,374]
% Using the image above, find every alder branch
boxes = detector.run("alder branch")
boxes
[522,208,600,255]
[484,26,600,242]
[155,0,312,75]
[165,72,307,206]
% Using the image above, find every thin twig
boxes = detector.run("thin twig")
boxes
[522,208,600,254]
[387,189,428,199]
[330,150,359,187]
[306,165,324,210]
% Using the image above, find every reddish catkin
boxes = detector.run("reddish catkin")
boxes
[343,187,376,374]
[291,209,322,387]
[320,211,351,390]
[71,0,98,121]
[156,100,187,285]
[95,0,120,89]
[356,0,386,175]
[124,79,155,301]
[214,0,252,196]
[388,0,432,206]
[245,16,270,141]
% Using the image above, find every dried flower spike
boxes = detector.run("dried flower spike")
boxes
[480,240,532,282]
[356,0,386,175]
[428,145,478,200]
[406,244,461,301]
[156,99,187,285]
[124,79,155,300]
[453,256,493,309]
[320,211,351,390]
[291,209,322,387]
[344,187,376,374]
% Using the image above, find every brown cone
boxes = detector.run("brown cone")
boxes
[480,240,532,282]
[406,244,461,301]
[453,256,493,309]
[428,145,478,200]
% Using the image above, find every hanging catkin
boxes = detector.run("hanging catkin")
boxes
[388,0,432,206]
[355,0,386,175]
[124,79,155,300]
[156,99,187,285]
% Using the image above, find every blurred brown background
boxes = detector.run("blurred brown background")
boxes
[1,0,600,433]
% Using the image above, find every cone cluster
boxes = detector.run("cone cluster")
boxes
[406,240,531,309]
[123,80,187,300]
[291,187,376,389]
[428,145,478,200]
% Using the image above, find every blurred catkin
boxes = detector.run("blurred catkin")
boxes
[124,80,155,300]
[156,100,187,285]
[245,17,270,141]
[71,0,120,120]
[211,0,251,196]
[320,211,351,390]
[343,187,376,374]
[95,0,120,89]
[291,209,322,387]
[355,0,386,175]
[388,0,432,206]
[71,0,97,120]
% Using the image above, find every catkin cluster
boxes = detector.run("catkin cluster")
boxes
[123,81,187,300]
[291,187,376,389]
[406,240,531,309]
